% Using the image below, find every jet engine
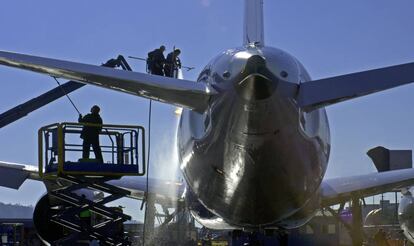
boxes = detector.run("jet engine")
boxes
[33,189,96,244]
[33,194,66,243]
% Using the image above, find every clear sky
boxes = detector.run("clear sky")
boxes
[1,0,414,220]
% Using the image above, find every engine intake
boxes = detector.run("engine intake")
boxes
[33,194,65,243]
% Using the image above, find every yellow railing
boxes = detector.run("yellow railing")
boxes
[38,122,145,178]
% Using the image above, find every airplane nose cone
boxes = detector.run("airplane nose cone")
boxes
[235,55,277,100]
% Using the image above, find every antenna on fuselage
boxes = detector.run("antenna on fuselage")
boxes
[243,0,265,47]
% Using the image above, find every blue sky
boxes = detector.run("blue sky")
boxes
[1,0,414,219]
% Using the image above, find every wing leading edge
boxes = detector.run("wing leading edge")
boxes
[0,51,217,113]
[321,168,414,207]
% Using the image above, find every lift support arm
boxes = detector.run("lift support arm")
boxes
[0,55,132,129]
[0,81,85,128]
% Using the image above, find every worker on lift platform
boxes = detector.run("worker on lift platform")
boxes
[147,45,166,76]
[78,105,103,163]
[165,48,182,78]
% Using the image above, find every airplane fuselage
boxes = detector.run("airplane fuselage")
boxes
[178,45,331,227]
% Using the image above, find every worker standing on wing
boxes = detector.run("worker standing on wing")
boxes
[164,49,182,78]
[147,45,166,76]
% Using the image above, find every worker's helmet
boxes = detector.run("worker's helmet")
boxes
[160,45,166,51]
[174,49,181,55]
[91,105,100,114]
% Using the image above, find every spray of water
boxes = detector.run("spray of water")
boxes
[151,123,180,200]
[149,104,182,203]
[150,69,183,199]
[144,107,182,244]
[145,68,185,244]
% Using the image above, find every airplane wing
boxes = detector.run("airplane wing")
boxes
[108,176,185,202]
[0,161,184,202]
[297,62,414,111]
[321,168,414,207]
[0,161,41,189]
[0,51,217,113]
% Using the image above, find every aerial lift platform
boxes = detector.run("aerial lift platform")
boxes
[38,122,146,245]
[0,55,160,245]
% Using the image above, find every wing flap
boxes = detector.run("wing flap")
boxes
[298,62,414,111]
[321,168,414,207]
[0,51,216,112]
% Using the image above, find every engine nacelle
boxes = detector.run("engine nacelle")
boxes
[399,191,414,243]
[33,189,96,244]
[33,194,65,244]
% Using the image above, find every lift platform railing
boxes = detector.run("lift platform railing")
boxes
[38,122,145,178]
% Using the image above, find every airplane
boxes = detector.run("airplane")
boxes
[398,189,414,243]
[365,147,414,243]
[2,0,414,243]
[363,188,414,243]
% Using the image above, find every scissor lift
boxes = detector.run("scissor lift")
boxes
[38,122,146,245]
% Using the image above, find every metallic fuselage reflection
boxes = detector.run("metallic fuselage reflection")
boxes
[399,192,414,243]
[178,45,330,228]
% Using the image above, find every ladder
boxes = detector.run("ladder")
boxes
[48,175,132,245]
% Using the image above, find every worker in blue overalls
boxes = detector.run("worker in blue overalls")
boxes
[78,105,103,163]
